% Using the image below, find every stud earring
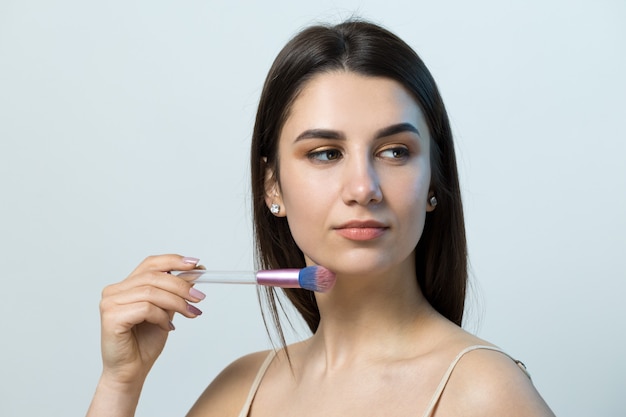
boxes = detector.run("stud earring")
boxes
[270,203,280,214]
[429,196,438,208]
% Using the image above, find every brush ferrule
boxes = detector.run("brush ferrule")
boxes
[256,269,301,288]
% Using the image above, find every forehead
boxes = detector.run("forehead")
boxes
[281,71,430,141]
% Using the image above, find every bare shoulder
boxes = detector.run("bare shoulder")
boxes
[186,349,272,417]
[438,346,555,417]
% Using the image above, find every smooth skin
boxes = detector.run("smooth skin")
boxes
[88,72,555,417]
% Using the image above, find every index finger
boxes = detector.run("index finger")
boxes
[130,254,200,276]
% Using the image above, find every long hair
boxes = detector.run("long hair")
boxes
[250,20,467,346]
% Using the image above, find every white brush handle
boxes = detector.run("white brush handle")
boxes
[176,270,257,285]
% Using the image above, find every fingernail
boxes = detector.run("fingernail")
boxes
[169,321,176,331]
[182,257,200,265]
[187,304,203,316]
[189,287,206,300]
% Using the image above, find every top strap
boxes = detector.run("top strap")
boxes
[238,349,277,417]
[421,345,530,417]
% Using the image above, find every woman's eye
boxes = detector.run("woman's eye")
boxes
[378,146,410,160]
[308,148,342,162]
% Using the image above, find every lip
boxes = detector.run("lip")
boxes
[333,220,388,241]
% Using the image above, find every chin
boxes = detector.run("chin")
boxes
[305,248,415,279]
[325,259,407,279]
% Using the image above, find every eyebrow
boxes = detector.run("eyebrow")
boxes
[294,122,420,142]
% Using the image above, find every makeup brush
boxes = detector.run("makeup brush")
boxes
[176,265,336,293]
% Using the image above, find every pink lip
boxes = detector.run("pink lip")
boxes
[334,220,388,241]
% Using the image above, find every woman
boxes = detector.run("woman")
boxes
[87,20,555,416]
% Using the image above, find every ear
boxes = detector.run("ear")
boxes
[426,191,437,212]
[263,160,286,217]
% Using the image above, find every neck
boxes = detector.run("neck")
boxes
[305,265,438,369]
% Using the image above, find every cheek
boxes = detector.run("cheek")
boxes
[384,162,431,205]
[385,167,431,237]
[280,168,328,236]
[282,192,324,262]
[280,157,337,214]
[279,166,342,263]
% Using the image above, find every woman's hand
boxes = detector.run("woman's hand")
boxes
[87,255,205,416]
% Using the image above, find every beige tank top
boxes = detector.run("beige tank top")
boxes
[237,345,530,417]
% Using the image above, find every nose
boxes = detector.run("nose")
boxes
[341,154,383,206]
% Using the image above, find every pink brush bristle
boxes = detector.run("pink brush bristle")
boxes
[297,265,336,292]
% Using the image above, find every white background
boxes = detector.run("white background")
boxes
[1,1,624,416]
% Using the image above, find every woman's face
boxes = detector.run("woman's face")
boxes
[268,71,433,277]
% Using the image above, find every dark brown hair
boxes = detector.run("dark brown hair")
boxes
[250,20,467,346]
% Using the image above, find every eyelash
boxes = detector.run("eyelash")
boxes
[306,146,411,163]
[307,148,342,162]
[378,146,410,160]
